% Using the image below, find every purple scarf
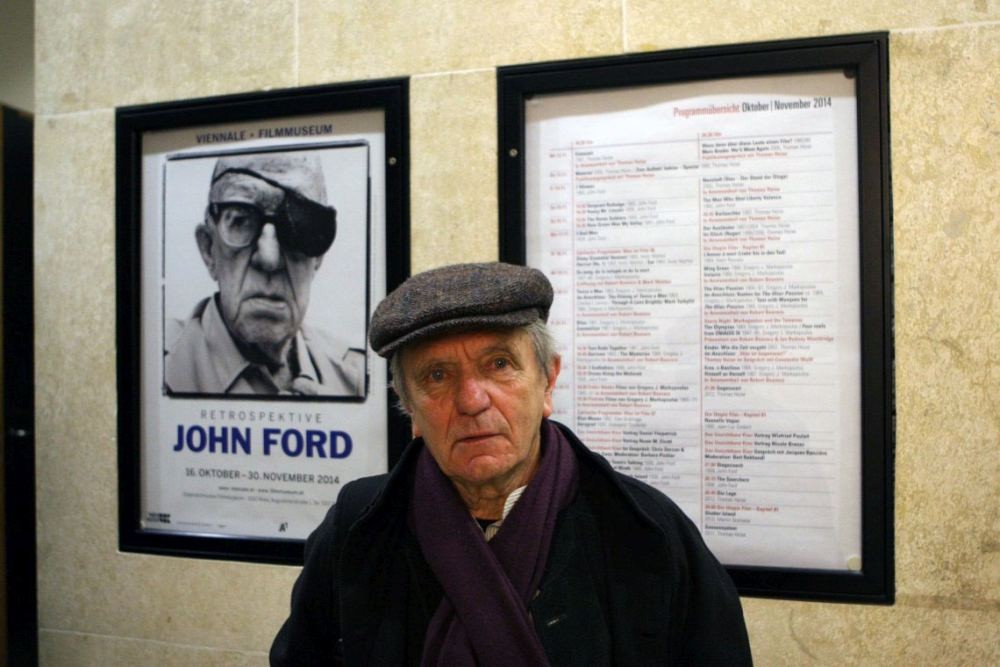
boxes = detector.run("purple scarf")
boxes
[409,420,579,667]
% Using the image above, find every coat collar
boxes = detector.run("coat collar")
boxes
[352,419,668,546]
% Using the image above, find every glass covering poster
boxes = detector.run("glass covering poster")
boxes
[137,111,389,541]
[525,71,862,570]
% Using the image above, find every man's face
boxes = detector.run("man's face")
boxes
[196,178,322,350]
[400,328,559,491]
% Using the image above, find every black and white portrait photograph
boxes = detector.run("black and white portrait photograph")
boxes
[120,89,405,558]
[161,144,371,400]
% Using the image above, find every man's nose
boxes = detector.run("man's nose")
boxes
[251,223,285,272]
[455,374,490,415]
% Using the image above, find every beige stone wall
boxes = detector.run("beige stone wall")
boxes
[34,1,999,664]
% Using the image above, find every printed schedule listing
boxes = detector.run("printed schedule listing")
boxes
[525,71,862,570]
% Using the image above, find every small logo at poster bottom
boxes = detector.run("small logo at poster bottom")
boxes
[279,522,288,532]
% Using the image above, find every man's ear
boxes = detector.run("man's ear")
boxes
[195,221,217,281]
[542,354,561,418]
[313,254,324,272]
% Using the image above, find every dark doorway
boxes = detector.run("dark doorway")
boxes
[2,104,37,666]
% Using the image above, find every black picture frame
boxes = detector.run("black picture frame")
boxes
[498,34,893,603]
[117,80,410,564]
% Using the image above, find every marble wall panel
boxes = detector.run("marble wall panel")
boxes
[409,70,499,272]
[743,598,1000,665]
[40,630,267,667]
[34,112,120,621]
[36,0,297,114]
[625,0,1000,52]
[890,24,1000,602]
[298,0,622,83]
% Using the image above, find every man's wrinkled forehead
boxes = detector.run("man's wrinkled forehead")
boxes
[209,172,285,210]
[208,152,328,206]
[402,327,527,367]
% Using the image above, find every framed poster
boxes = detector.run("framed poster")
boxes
[117,80,410,564]
[498,34,893,602]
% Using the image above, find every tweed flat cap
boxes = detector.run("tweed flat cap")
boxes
[370,262,553,357]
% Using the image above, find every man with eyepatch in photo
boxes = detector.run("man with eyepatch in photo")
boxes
[164,152,365,397]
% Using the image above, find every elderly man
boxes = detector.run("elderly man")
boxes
[165,152,364,397]
[271,262,752,665]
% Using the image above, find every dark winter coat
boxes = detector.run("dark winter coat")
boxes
[271,421,752,666]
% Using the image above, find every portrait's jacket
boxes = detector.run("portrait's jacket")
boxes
[271,420,753,666]
[164,295,364,396]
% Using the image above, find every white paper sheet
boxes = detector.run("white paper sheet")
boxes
[525,71,862,570]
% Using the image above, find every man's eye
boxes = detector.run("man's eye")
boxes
[492,357,511,370]
[225,218,252,235]
[428,369,446,382]
[220,206,257,229]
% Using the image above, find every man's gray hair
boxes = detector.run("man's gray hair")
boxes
[389,320,559,415]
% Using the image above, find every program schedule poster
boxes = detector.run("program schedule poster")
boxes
[525,71,862,570]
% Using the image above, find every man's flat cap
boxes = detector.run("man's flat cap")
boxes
[370,262,553,357]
